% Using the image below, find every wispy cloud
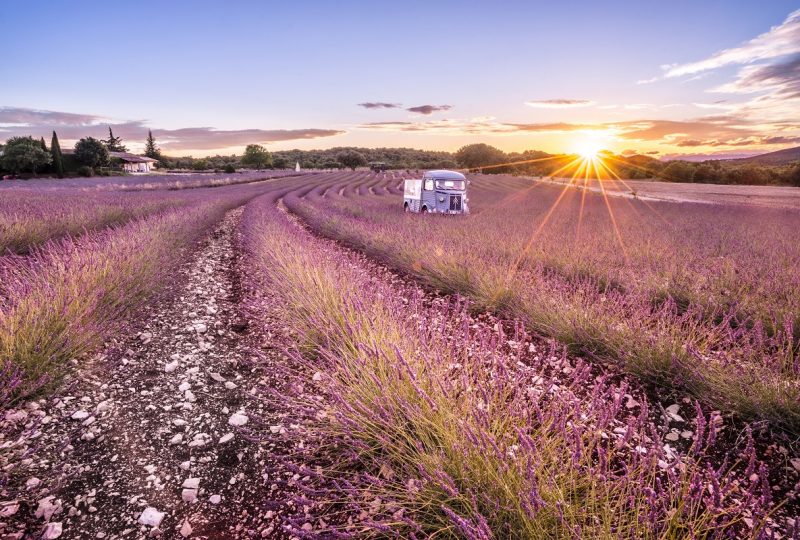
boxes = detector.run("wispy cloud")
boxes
[713,54,800,98]
[151,127,345,151]
[0,106,344,152]
[357,102,402,109]
[358,114,798,151]
[662,9,800,78]
[525,99,595,109]
[359,118,605,134]
[406,104,452,115]
[0,107,105,126]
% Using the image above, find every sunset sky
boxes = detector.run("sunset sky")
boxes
[2,0,799,158]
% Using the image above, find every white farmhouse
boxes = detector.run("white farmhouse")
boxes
[109,152,159,173]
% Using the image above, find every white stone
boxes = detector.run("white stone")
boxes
[95,400,111,413]
[182,478,200,489]
[181,489,197,503]
[138,507,165,527]
[180,520,193,537]
[219,433,234,444]
[185,390,196,402]
[209,372,226,382]
[209,495,221,504]
[228,413,248,427]
[170,434,183,445]
[312,371,322,382]
[224,381,237,390]
[178,382,191,392]
[0,501,20,517]
[180,461,191,471]
[165,360,179,373]
[194,324,207,334]
[42,522,63,539]
[34,496,61,520]
[71,410,89,420]
[144,465,156,474]
[26,477,41,489]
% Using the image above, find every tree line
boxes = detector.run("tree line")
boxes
[453,143,800,187]
[0,128,164,178]
[3,134,799,186]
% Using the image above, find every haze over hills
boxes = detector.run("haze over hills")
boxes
[726,146,800,165]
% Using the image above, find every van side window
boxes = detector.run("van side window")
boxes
[424,179,434,191]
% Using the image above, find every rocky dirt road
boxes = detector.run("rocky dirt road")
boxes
[0,208,302,539]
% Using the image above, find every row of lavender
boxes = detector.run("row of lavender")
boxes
[0,169,305,192]
[240,190,783,538]
[286,172,800,433]
[0,175,331,403]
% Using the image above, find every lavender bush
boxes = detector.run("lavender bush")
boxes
[0,180,302,398]
[284,174,800,431]
[241,192,780,538]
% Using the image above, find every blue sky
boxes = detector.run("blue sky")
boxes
[1,0,799,157]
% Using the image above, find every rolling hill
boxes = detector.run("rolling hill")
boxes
[728,145,800,165]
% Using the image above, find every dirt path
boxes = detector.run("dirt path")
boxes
[0,208,297,539]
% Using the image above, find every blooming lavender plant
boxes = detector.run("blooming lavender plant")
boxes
[240,191,779,538]
[283,174,800,432]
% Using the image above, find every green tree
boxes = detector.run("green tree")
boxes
[692,164,718,184]
[455,143,507,172]
[786,164,800,187]
[1,136,51,174]
[144,130,160,159]
[74,137,110,168]
[337,149,367,171]
[660,160,695,183]
[192,159,209,171]
[241,144,273,169]
[51,131,64,178]
[272,155,289,169]
[103,126,128,152]
[39,137,47,152]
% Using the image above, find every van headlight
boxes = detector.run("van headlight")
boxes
[438,196,445,202]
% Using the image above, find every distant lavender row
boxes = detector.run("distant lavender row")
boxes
[241,192,779,538]
[0,180,293,400]
[0,191,189,254]
[287,173,800,431]
[0,169,307,192]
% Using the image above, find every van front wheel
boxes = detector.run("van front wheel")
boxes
[421,206,428,214]
[404,203,409,212]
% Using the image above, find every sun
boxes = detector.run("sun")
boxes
[575,141,602,160]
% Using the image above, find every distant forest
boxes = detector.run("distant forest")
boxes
[3,133,799,186]
[162,144,800,186]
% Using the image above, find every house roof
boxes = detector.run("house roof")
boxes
[109,152,158,163]
[61,149,158,163]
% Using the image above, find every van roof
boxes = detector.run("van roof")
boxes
[423,170,466,180]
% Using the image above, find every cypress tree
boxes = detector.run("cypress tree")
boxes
[144,130,159,159]
[40,137,47,152]
[51,131,64,178]
[104,126,127,152]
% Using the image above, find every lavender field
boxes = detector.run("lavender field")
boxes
[1,171,798,538]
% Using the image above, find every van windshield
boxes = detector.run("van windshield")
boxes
[434,179,465,190]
